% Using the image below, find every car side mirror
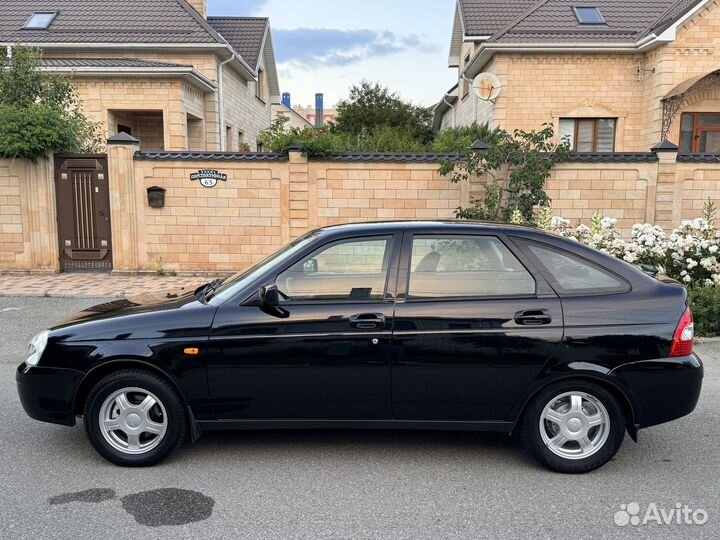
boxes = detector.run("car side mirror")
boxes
[261,284,280,307]
[303,258,318,274]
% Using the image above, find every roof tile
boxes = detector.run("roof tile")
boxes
[207,17,268,70]
[0,0,221,44]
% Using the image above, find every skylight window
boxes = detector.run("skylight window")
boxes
[573,6,605,25]
[23,12,57,30]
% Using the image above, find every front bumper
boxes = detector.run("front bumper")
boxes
[608,354,703,429]
[16,363,85,426]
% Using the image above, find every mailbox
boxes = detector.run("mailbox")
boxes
[147,186,166,208]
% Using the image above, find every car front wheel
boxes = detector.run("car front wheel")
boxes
[521,381,626,473]
[83,369,186,467]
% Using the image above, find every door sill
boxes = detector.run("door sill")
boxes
[196,419,513,432]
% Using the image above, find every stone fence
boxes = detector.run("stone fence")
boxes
[1,137,718,273]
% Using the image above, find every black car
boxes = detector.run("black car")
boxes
[17,221,703,473]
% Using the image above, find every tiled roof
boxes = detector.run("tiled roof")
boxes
[135,152,288,162]
[322,153,466,163]
[460,0,539,36]
[565,152,658,163]
[136,151,663,163]
[39,58,188,68]
[207,17,268,70]
[459,0,707,44]
[0,0,222,44]
[677,154,720,163]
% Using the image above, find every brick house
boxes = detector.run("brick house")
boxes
[434,0,720,154]
[0,0,281,152]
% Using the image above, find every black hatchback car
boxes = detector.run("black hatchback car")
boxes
[17,221,703,473]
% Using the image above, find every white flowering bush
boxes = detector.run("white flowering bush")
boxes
[540,202,720,288]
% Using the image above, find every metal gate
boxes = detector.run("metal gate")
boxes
[55,155,113,271]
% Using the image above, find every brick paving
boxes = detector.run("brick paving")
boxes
[0,272,230,298]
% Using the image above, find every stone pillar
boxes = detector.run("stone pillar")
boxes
[650,140,679,229]
[22,157,59,271]
[107,132,141,272]
[287,144,310,239]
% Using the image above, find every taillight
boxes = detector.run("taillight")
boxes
[670,308,694,357]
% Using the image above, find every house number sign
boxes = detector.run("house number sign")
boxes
[190,169,228,188]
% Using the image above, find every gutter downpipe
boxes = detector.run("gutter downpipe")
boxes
[442,95,456,128]
[217,54,234,151]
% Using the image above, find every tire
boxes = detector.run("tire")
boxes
[83,369,187,467]
[520,381,626,474]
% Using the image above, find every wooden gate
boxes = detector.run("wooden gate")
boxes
[54,155,113,271]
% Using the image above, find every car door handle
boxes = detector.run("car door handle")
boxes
[514,309,552,326]
[350,313,386,330]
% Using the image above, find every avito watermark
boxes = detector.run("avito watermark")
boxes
[614,502,708,527]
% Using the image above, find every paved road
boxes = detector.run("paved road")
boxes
[0,297,718,540]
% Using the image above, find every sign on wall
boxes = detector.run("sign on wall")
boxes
[190,169,228,188]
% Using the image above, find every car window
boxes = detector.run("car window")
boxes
[408,235,535,298]
[276,236,392,302]
[525,242,628,295]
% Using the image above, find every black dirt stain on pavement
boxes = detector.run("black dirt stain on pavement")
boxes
[49,488,117,505]
[120,488,214,526]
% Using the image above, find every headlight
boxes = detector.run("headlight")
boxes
[26,330,50,367]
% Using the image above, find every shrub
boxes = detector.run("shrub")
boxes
[688,286,720,337]
[431,123,502,153]
[546,202,720,288]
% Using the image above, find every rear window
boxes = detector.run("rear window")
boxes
[523,241,629,295]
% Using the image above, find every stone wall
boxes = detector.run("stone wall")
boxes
[1,146,718,273]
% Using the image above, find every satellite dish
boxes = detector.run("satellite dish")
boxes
[473,73,502,102]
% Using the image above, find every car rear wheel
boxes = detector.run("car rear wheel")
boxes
[521,381,625,473]
[83,370,186,467]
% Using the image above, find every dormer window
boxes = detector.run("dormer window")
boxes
[573,7,605,25]
[23,12,57,30]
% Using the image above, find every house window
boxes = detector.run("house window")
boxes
[23,11,57,29]
[573,7,605,25]
[461,54,471,99]
[257,68,265,101]
[559,118,616,152]
[680,113,720,153]
[225,126,232,151]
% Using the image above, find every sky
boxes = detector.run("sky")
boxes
[208,0,458,109]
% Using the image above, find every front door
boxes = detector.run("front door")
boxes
[54,155,113,271]
[392,232,564,422]
[207,234,401,420]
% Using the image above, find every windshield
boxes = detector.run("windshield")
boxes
[208,231,322,303]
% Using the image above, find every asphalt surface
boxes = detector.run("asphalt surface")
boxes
[0,297,718,540]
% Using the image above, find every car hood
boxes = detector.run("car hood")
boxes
[50,288,217,341]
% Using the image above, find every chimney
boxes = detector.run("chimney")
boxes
[186,0,207,18]
[315,93,324,128]
[282,92,291,108]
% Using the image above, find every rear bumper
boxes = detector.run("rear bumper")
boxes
[607,354,703,429]
[16,363,84,426]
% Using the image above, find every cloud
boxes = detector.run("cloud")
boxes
[272,28,435,68]
[208,0,267,16]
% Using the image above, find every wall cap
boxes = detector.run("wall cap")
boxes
[651,139,679,152]
[107,132,140,145]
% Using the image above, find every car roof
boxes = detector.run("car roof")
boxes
[314,220,541,235]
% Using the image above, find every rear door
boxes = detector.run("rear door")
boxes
[391,230,563,422]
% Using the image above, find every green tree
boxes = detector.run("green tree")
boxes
[333,80,434,144]
[0,46,102,161]
[442,124,570,224]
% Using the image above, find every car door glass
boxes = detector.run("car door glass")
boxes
[408,235,535,298]
[525,242,628,294]
[276,237,392,302]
